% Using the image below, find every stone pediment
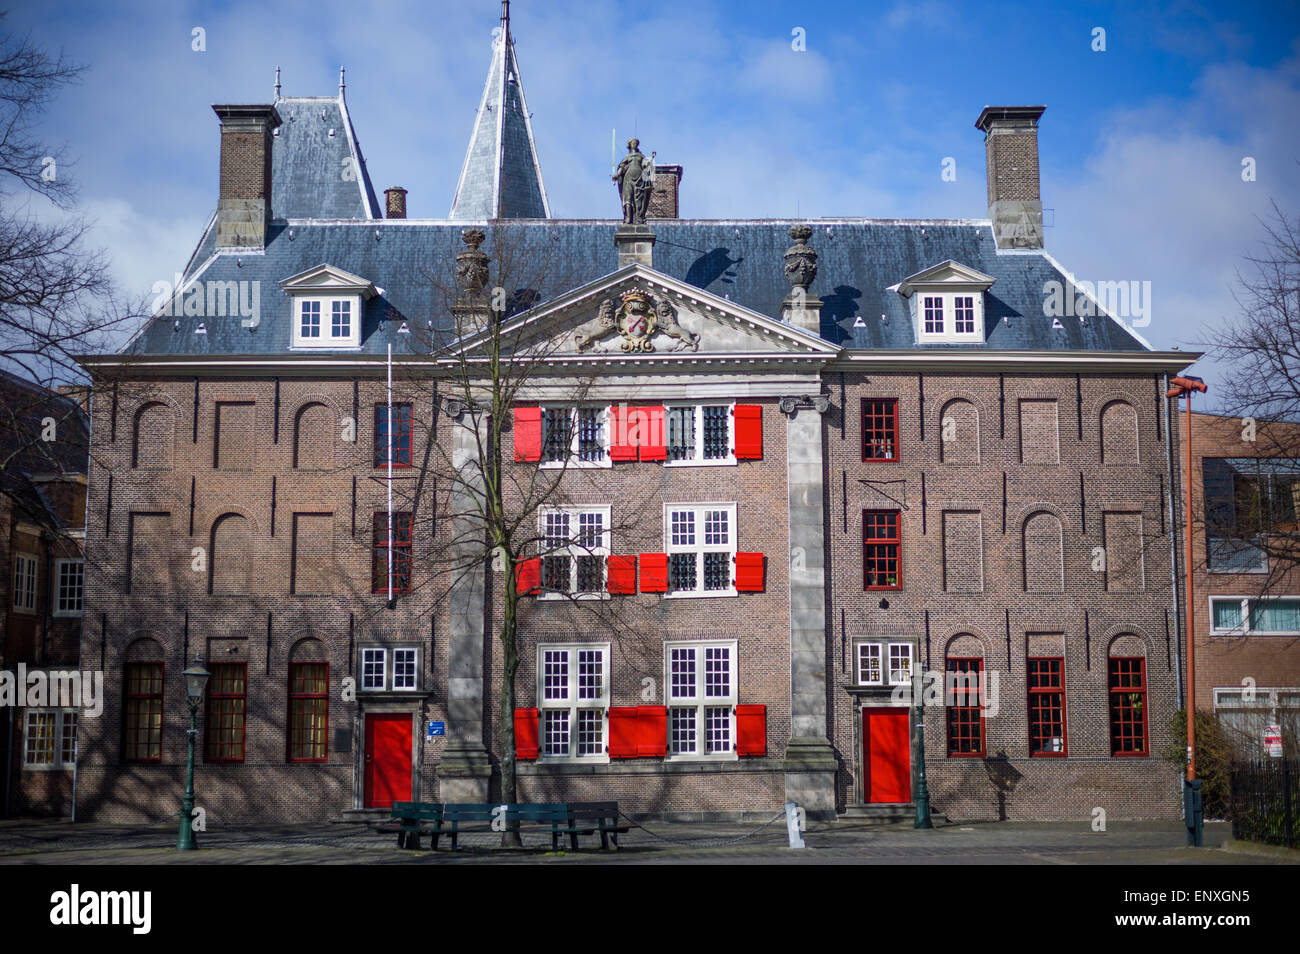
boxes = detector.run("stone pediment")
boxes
[896,260,995,297]
[453,263,839,361]
[279,263,377,297]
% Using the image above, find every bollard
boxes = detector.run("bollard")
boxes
[784,800,806,849]
[1183,779,1203,847]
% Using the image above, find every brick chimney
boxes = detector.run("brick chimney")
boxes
[975,106,1045,249]
[212,104,282,248]
[648,164,683,219]
[385,186,408,219]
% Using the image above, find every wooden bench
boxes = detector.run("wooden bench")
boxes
[375,801,443,849]
[432,803,594,852]
[566,801,630,850]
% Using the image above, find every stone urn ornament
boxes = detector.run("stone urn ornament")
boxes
[783,224,818,292]
[456,228,489,298]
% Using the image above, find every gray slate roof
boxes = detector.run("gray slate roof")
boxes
[269,96,380,220]
[125,219,1151,357]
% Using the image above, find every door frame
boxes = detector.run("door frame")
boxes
[860,705,913,804]
[358,709,420,809]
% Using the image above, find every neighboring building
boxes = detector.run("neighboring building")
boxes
[1183,410,1300,756]
[0,369,89,817]
[75,8,1193,823]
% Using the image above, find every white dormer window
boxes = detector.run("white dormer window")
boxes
[897,260,995,344]
[281,263,377,349]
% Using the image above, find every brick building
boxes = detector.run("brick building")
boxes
[74,7,1193,823]
[0,370,89,816]
[1182,410,1300,756]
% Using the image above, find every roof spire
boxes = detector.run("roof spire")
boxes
[339,65,346,97]
[274,66,281,99]
[449,4,550,219]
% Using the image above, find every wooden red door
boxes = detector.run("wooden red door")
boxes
[863,707,911,803]
[364,713,412,808]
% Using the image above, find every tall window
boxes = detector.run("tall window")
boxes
[204,663,247,763]
[861,399,899,462]
[122,662,164,763]
[288,662,328,762]
[54,560,85,615]
[12,553,37,612]
[667,404,732,463]
[1027,658,1066,756]
[24,709,77,769]
[542,407,607,464]
[538,644,609,760]
[863,510,901,589]
[953,295,976,334]
[539,508,609,597]
[946,657,985,757]
[1108,657,1148,756]
[373,403,412,467]
[666,504,736,594]
[372,512,412,595]
[300,300,321,338]
[666,641,737,759]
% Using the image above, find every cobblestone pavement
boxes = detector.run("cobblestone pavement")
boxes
[0,817,1294,864]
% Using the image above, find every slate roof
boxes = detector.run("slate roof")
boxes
[0,369,89,531]
[124,219,1153,357]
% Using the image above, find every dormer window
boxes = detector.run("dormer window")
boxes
[280,263,377,349]
[897,260,995,344]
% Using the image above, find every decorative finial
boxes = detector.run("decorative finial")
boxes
[502,0,510,33]
[456,229,489,298]
[783,224,818,292]
[274,66,281,100]
[339,66,345,96]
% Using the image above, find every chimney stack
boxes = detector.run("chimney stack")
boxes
[648,164,683,219]
[975,106,1045,249]
[385,186,408,219]
[212,104,282,248]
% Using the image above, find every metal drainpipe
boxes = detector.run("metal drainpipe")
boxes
[1163,372,1184,708]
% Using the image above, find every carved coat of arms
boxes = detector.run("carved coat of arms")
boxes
[574,288,700,353]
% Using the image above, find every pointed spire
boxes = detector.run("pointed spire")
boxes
[339,65,346,97]
[274,66,281,100]
[449,5,550,219]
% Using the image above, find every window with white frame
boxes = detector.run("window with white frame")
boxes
[665,504,736,595]
[666,641,738,759]
[12,553,37,613]
[359,646,421,691]
[541,406,609,466]
[538,644,609,760]
[666,404,734,465]
[855,640,914,686]
[538,507,609,598]
[291,296,362,348]
[24,709,77,769]
[1210,596,1300,635]
[54,559,84,616]
[915,292,984,343]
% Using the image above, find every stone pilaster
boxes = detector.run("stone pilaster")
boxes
[783,403,837,817]
[781,292,823,337]
[614,225,655,268]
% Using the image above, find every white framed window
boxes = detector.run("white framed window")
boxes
[54,559,84,617]
[1210,596,1300,636]
[664,503,737,597]
[854,639,913,686]
[537,643,609,762]
[666,640,738,760]
[12,552,37,613]
[915,292,985,343]
[540,406,610,468]
[666,404,735,466]
[23,709,77,770]
[538,506,610,599]
[291,295,363,349]
[360,646,422,691]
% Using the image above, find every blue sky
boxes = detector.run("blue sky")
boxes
[8,0,1300,405]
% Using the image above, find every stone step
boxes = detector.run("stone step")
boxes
[839,803,950,825]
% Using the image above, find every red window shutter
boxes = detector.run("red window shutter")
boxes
[735,552,765,592]
[637,706,668,757]
[734,404,763,459]
[606,555,637,594]
[513,407,542,462]
[639,553,668,592]
[610,405,637,462]
[639,406,666,461]
[514,708,539,760]
[515,557,541,596]
[736,705,766,756]
[608,707,639,758]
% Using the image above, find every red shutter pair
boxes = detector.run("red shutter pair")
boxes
[606,555,637,594]
[637,552,765,592]
[611,405,666,462]
[736,704,767,756]
[608,706,668,757]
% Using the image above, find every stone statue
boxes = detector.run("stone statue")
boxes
[613,138,655,225]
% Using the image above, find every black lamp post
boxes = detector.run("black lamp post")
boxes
[914,668,933,829]
[177,655,210,851]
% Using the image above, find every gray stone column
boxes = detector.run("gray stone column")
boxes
[437,410,493,800]
[784,403,838,817]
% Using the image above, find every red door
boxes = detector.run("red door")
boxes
[364,713,412,808]
[863,707,911,803]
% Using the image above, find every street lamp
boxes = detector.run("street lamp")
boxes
[177,655,210,851]
[914,668,933,829]
[1166,374,1206,847]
